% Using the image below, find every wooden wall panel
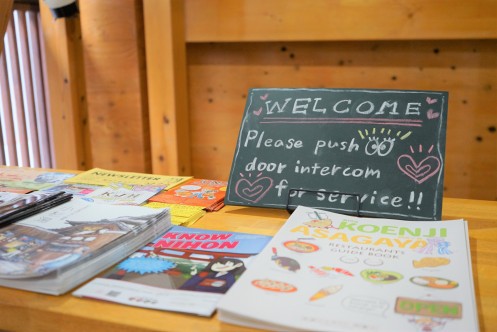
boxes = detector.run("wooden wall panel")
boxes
[187,40,497,200]
[40,0,496,200]
[143,0,191,176]
[40,3,90,170]
[78,0,151,172]
[185,0,497,42]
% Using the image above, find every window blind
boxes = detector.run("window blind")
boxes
[0,6,53,168]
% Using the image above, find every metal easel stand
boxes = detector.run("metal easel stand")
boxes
[285,188,361,217]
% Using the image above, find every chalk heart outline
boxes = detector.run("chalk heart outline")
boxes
[235,176,273,203]
[426,97,438,104]
[253,107,263,116]
[427,109,440,120]
[397,155,441,184]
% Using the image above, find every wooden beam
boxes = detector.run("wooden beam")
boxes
[39,2,90,170]
[185,0,497,42]
[143,0,191,175]
[78,0,151,173]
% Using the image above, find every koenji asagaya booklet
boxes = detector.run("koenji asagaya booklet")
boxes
[73,226,271,316]
[217,206,478,332]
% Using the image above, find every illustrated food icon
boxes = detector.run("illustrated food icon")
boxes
[271,247,300,272]
[410,276,459,289]
[252,279,297,293]
[413,257,450,268]
[309,285,343,301]
[283,240,319,253]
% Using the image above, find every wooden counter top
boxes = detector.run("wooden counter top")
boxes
[0,197,495,331]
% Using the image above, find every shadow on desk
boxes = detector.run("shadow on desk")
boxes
[222,205,290,218]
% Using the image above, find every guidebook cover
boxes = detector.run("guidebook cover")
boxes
[217,206,478,332]
[73,226,272,316]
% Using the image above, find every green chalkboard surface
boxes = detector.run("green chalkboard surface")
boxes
[225,88,448,221]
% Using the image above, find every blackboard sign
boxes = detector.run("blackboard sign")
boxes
[225,88,448,220]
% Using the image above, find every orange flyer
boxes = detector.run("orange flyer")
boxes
[149,179,227,208]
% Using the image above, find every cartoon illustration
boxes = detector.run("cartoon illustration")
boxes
[358,127,413,157]
[408,316,447,332]
[148,179,227,209]
[410,276,459,289]
[416,238,452,255]
[271,247,300,272]
[116,256,176,275]
[304,211,336,229]
[360,269,403,284]
[309,285,342,301]
[103,226,270,297]
[413,257,451,268]
[308,266,353,278]
[283,239,319,253]
[174,184,218,200]
[323,266,354,277]
[179,257,246,293]
[251,278,297,293]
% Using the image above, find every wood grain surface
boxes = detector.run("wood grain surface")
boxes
[0,197,495,331]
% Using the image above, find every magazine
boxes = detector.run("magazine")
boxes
[73,226,271,316]
[0,191,73,226]
[0,198,171,295]
[217,206,478,332]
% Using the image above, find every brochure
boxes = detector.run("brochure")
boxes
[217,206,478,332]
[148,178,227,211]
[74,226,271,316]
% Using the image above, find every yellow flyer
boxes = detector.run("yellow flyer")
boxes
[144,202,206,226]
[64,168,191,190]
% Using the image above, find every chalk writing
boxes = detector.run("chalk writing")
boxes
[226,88,448,220]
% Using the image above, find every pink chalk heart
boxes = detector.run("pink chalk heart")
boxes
[253,107,262,116]
[260,93,269,100]
[426,97,438,104]
[242,185,264,197]
[397,155,441,184]
[427,109,440,119]
[235,176,273,203]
